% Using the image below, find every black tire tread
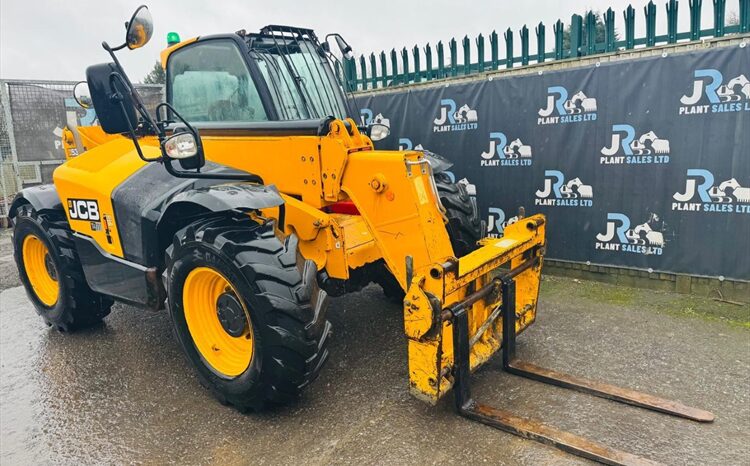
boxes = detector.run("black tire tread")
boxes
[13,203,113,331]
[166,215,331,411]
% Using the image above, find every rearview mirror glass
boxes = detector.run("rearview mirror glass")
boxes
[73,81,93,109]
[126,5,153,50]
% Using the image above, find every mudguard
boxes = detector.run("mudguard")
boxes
[159,183,284,218]
[9,185,63,220]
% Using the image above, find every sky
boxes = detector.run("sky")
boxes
[0,0,731,82]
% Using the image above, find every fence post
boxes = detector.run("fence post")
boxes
[343,57,355,91]
[462,35,471,75]
[604,9,616,51]
[401,47,410,84]
[424,43,433,81]
[490,30,499,69]
[0,81,22,222]
[359,55,367,90]
[554,19,564,59]
[520,25,530,65]
[413,45,421,83]
[742,0,749,33]
[645,1,657,46]
[476,34,485,72]
[437,41,445,79]
[713,0,726,37]
[536,22,546,62]
[624,5,636,49]
[449,38,458,77]
[666,0,679,43]
[380,51,387,87]
[570,14,583,57]
[690,0,703,40]
[390,49,398,85]
[584,11,597,55]
[369,53,377,89]
[505,28,514,68]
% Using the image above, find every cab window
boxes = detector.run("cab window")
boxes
[168,40,268,122]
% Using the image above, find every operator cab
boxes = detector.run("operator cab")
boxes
[166,26,351,125]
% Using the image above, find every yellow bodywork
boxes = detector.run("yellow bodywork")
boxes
[55,118,545,403]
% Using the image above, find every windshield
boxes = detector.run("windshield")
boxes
[251,38,348,120]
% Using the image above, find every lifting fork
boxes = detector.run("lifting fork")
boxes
[447,272,714,466]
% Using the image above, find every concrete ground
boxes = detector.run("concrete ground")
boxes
[1,228,748,465]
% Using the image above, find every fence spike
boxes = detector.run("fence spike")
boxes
[604,8,616,51]
[570,14,583,57]
[666,0,679,43]
[369,53,377,89]
[554,19,565,59]
[690,0,703,40]
[490,30,500,69]
[390,49,398,86]
[624,5,636,49]
[645,1,657,46]
[536,22,546,62]
[476,34,485,72]
[413,45,421,83]
[463,35,471,75]
[437,41,445,79]
[424,43,433,81]
[380,51,387,87]
[520,25,530,65]
[713,0,726,36]
[401,47,410,84]
[449,37,458,77]
[504,28,514,68]
[359,55,367,90]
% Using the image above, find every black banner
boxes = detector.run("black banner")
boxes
[356,45,750,280]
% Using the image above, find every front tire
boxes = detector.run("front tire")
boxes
[12,203,113,331]
[166,215,331,411]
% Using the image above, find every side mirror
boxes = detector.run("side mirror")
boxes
[162,130,205,170]
[85,63,137,134]
[126,5,153,50]
[73,81,93,109]
[368,123,390,141]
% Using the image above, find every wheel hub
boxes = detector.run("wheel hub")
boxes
[216,292,247,337]
[44,253,57,281]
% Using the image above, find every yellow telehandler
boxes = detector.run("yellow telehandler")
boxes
[11,6,712,464]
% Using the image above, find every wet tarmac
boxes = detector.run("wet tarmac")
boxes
[1,230,748,465]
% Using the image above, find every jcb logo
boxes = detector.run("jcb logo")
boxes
[68,199,100,221]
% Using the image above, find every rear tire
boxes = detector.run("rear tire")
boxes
[166,214,331,411]
[12,203,113,331]
[374,174,483,301]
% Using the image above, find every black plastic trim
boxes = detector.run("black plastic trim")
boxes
[73,232,149,306]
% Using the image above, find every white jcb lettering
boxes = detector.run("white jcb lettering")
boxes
[68,199,100,221]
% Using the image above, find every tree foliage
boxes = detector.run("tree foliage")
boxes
[143,61,165,84]
[562,10,620,51]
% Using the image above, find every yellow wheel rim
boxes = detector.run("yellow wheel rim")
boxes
[22,234,59,307]
[183,267,254,378]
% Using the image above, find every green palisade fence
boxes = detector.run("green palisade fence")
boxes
[343,0,750,91]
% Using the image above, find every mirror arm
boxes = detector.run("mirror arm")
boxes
[108,72,160,163]
[102,41,162,137]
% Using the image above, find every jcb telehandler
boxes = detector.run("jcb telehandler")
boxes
[11,6,713,464]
